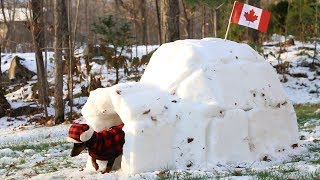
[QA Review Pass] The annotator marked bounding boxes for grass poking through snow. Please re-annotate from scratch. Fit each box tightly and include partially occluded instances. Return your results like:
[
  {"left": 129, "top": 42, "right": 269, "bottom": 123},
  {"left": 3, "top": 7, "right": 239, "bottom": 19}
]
[
  {"left": 295, "top": 104, "right": 320, "bottom": 126},
  {"left": 1, "top": 104, "right": 320, "bottom": 179}
]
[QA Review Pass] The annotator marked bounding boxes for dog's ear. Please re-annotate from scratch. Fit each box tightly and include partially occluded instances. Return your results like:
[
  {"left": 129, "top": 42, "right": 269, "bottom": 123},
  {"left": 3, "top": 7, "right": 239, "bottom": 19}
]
[
  {"left": 70, "top": 143, "right": 86, "bottom": 157},
  {"left": 80, "top": 125, "right": 94, "bottom": 142}
]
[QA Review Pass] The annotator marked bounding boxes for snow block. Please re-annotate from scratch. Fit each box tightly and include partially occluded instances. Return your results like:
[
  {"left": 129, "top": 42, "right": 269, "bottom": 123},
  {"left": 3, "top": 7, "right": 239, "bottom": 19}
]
[
  {"left": 121, "top": 124, "right": 175, "bottom": 174},
  {"left": 247, "top": 104, "right": 299, "bottom": 158},
  {"left": 207, "top": 109, "right": 252, "bottom": 164},
  {"left": 109, "top": 83, "right": 176, "bottom": 174},
  {"left": 172, "top": 102, "right": 210, "bottom": 170},
  {"left": 81, "top": 87, "right": 122, "bottom": 132},
  {"left": 81, "top": 38, "right": 299, "bottom": 175}
]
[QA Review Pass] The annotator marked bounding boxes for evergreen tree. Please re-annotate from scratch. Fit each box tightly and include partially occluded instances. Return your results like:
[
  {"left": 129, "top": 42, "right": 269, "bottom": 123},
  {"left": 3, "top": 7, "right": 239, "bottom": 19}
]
[
  {"left": 287, "top": 0, "right": 318, "bottom": 41},
  {"left": 268, "top": 1, "right": 289, "bottom": 35},
  {"left": 92, "top": 15, "right": 132, "bottom": 84}
]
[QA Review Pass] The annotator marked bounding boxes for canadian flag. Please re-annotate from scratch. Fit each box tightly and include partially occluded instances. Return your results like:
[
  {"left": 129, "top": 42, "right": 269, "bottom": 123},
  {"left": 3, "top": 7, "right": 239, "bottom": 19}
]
[{"left": 231, "top": 1, "right": 271, "bottom": 32}]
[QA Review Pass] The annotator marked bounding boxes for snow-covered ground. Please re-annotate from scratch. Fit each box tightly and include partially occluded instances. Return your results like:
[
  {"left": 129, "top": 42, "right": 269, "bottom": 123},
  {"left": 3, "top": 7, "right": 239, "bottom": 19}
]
[
  {"left": 264, "top": 40, "right": 320, "bottom": 104},
  {"left": 0, "top": 40, "right": 320, "bottom": 179}
]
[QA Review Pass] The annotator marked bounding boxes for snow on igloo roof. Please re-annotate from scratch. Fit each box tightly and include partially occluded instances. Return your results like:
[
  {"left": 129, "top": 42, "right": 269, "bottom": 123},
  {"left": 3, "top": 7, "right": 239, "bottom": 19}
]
[
  {"left": 141, "top": 38, "right": 263, "bottom": 89},
  {"left": 140, "top": 38, "right": 288, "bottom": 110}
]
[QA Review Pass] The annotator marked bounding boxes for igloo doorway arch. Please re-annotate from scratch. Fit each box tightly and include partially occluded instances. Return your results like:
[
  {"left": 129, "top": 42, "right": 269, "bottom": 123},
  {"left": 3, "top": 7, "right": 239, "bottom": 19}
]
[{"left": 82, "top": 38, "right": 299, "bottom": 175}]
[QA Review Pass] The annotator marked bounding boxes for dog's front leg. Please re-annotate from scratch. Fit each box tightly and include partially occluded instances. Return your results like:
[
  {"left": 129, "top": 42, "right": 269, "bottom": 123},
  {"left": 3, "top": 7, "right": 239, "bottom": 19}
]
[
  {"left": 101, "top": 158, "right": 115, "bottom": 174},
  {"left": 102, "top": 166, "right": 112, "bottom": 174},
  {"left": 91, "top": 157, "right": 99, "bottom": 171}
]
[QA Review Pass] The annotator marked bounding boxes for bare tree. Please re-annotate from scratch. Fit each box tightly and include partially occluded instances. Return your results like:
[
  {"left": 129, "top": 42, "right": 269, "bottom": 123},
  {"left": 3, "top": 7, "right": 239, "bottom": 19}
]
[
  {"left": 141, "top": 0, "right": 148, "bottom": 52},
  {"left": 30, "top": 0, "right": 48, "bottom": 118},
  {"left": 0, "top": 13, "right": 8, "bottom": 115},
  {"left": 201, "top": 5, "right": 206, "bottom": 38},
  {"left": 160, "top": 0, "right": 180, "bottom": 43},
  {"left": 155, "top": 0, "right": 162, "bottom": 44},
  {"left": 53, "top": 0, "right": 64, "bottom": 123},
  {"left": 0, "top": 51, "right": 1, "bottom": 84},
  {"left": 116, "top": 0, "right": 142, "bottom": 45},
  {"left": 181, "top": 0, "right": 195, "bottom": 39},
  {"left": 0, "top": 0, "right": 17, "bottom": 52},
  {"left": 67, "top": 0, "right": 73, "bottom": 119},
  {"left": 62, "top": 0, "right": 70, "bottom": 70},
  {"left": 0, "top": 16, "right": 6, "bottom": 99},
  {"left": 67, "top": 0, "right": 80, "bottom": 119}
]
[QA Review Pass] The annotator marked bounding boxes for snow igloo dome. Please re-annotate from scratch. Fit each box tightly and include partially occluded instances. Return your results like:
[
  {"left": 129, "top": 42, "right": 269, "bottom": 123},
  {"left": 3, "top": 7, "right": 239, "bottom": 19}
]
[{"left": 82, "top": 38, "right": 299, "bottom": 174}]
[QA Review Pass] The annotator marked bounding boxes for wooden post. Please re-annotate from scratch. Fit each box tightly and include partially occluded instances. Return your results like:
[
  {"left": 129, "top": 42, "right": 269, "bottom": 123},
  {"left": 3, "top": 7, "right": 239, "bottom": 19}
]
[{"left": 224, "top": 1, "right": 237, "bottom": 40}]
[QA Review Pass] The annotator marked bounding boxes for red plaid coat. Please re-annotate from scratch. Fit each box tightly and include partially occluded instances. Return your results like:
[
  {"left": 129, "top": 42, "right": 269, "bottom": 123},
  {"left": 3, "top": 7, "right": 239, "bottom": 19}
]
[
  {"left": 88, "top": 124, "right": 125, "bottom": 160},
  {"left": 69, "top": 123, "right": 125, "bottom": 161}
]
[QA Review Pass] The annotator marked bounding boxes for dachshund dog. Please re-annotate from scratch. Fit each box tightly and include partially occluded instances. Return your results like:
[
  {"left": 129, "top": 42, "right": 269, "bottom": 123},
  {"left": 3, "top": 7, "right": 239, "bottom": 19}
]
[{"left": 67, "top": 123, "right": 125, "bottom": 173}]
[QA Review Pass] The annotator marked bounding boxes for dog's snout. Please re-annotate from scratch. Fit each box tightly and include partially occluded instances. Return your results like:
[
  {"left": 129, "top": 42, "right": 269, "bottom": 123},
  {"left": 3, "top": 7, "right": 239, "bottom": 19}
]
[
  {"left": 70, "top": 149, "right": 77, "bottom": 157},
  {"left": 70, "top": 143, "right": 86, "bottom": 157},
  {"left": 70, "top": 151, "right": 77, "bottom": 157}
]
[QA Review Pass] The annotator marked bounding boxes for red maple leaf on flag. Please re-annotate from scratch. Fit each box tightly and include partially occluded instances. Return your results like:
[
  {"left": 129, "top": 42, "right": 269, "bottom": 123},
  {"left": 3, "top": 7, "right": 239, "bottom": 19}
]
[{"left": 244, "top": 9, "right": 258, "bottom": 23}]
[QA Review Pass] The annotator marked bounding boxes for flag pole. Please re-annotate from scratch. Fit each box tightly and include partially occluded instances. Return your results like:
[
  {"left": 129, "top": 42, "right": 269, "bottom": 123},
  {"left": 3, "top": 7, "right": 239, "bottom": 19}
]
[{"left": 224, "top": 1, "right": 237, "bottom": 40}]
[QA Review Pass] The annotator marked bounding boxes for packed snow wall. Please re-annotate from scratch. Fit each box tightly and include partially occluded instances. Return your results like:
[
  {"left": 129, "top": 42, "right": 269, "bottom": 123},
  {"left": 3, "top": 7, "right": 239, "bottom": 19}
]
[{"left": 82, "top": 38, "right": 299, "bottom": 174}]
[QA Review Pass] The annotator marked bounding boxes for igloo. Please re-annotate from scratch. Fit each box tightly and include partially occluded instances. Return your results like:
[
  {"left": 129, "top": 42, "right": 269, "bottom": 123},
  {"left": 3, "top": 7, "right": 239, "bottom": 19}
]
[{"left": 82, "top": 38, "right": 299, "bottom": 175}]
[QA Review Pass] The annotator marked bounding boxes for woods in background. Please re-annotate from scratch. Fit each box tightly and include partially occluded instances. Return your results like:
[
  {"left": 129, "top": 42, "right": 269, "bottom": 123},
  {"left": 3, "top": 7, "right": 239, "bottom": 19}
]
[{"left": 0, "top": 0, "right": 319, "bottom": 53}]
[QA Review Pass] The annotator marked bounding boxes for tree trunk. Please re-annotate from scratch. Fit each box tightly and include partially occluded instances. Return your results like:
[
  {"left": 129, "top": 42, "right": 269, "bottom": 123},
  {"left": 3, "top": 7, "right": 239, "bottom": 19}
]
[
  {"left": 181, "top": 0, "right": 192, "bottom": 39},
  {"left": 67, "top": 0, "right": 74, "bottom": 119},
  {"left": 155, "top": 0, "right": 162, "bottom": 44},
  {"left": 0, "top": 45, "right": 8, "bottom": 117},
  {"left": 0, "top": 43, "right": 9, "bottom": 117},
  {"left": 191, "top": 12, "right": 194, "bottom": 38},
  {"left": 62, "top": 0, "right": 70, "bottom": 71},
  {"left": 85, "top": 0, "right": 88, "bottom": 35},
  {"left": 213, "top": 8, "right": 222, "bottom": 38},
  {"left": 1, "top": 25, "right": 10, "bottom": 53},
  {"left": 30, "top": 0, "right": 49, "bottom": 118},
  {"left": 160, "top": 0, "right": 180, "bottom": 43},
  {"left": 53, "top": 0, "right": 65, "bottom": 123},
  {"left": 141, "top": 0, "right": 148, "bottom": 53},
  {"left": 0, "top": 88, "right": 10, "bottom": 118},
  {"left": 115, "top": 49, "right": 119, "bottom": 84},
  {"left": 115, "top": 66, "right": 119, "bottom": 84},
  {"left": 213, "top": 9, "right": 217, "bottom": 37},
  {"left": 67, "top": 0, "right": 80, "bottom": 120},
  {"left": 0, "top": 46, "right": 2, "bottom": 84},
  {"left": 0, "top": 0, "right": 13, "bottom": 52},
  {"left": 201, "top": 5, "right": 206, "bottom": 38}
]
